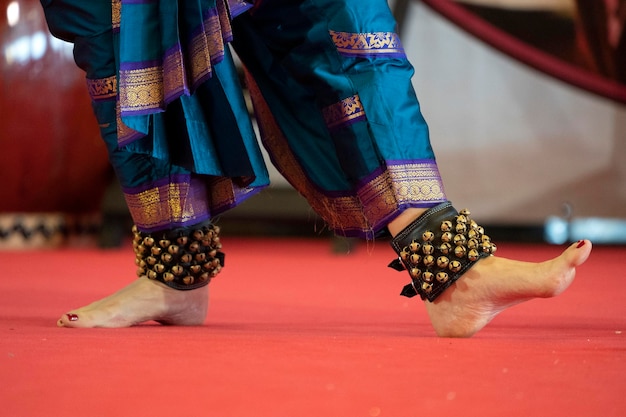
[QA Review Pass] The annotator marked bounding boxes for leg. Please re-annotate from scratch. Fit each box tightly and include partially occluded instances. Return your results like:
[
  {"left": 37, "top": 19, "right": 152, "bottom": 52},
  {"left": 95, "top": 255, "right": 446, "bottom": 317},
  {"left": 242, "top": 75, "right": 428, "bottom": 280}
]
[
  {"left": 388, "top": 207, "right": 591, "bottom": 337},
  {"left": 44, "top": 1, "right": 269, "bottom": 328},
  {"left": 234, "top": 0, "right": 592, "bottom": 337}
]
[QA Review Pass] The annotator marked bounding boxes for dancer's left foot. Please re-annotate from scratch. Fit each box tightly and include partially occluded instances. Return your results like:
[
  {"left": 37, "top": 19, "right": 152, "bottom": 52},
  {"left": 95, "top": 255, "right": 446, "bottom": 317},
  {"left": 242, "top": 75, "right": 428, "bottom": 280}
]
[{"left": 423, "top": 240, "right": 592, "bottom": 337}]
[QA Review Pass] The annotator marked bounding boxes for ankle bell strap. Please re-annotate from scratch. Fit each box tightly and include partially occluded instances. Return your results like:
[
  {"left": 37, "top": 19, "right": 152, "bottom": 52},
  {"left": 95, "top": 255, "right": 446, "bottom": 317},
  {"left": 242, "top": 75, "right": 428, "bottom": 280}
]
[
  {"left": 132, "top": 222, "right": 224, "bottom": 290},
  {"left": 389, "top": 202, "right": 496, "bottom": 302}
]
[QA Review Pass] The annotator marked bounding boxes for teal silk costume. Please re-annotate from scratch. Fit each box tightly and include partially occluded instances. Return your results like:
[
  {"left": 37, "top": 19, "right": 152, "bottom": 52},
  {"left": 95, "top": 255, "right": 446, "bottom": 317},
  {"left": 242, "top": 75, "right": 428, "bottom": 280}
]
[{"left": 40, "top": 0, "right": 447, "bottom": 240}]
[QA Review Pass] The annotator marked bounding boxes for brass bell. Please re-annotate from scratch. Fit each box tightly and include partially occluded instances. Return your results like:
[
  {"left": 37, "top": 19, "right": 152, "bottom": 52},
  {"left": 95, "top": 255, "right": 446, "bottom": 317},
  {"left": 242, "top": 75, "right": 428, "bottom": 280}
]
[
  {"left": 400, "top": 248, "right": 410, "bottom": 262},
  {"left": 468, "top": 248, "right": 480, "bottom": 261},
  {"left": 409, "top": 241, "right": 421, "bottom": 252},
  {"left": 147, "top": 270, "right": 158, "bottom": 280},
  {"left": 212, "top": 258, "right": 221, "bottom": 267},
  {"left": 481, "top": 235, "right": 491, "bottom": 243},
  {"left": 213, "top": 225, "right": 221, "bottom": 234},
  {"left": 154, "top": 263, "right": 166, "bottom": 273},
  {"left": 146, "top": 256, "right": 157, "bottom": 266},
  {"left": 441, "top": 232, "right": 453, "bottom": 242},
  {"left": 436, "top": 272, "right": 449, "bottom": 283},
  {"left": 436, "top": 256, "right": 450, "bottom": 268},
  {"left": 410, "top": 268, "right": 422, "bottom": 279},
  {"left": 203, "top": 262, "right": 214, "bottom": 271},
  {"left": 138, "top": 259, "right": 147, "bottom": 269},
  {"left": 199, "top": 272, "right": 210, "bottom": 282},
  {"left": 422, "top": 271, "right": 434, "bottom": 283},
  {"left": 467, "top": 238, "right": 480, "bottom": 249},
  {"left": 469, "top": 220, "right": 478, "bottom": 230},
  {"left": 159, "top": 239, "right": 171, "bottom": 248},
  {"left": 177, "top": 236, "right": 188, "bottom": 246},
  {"left": 180, "top": 253, "right": 193, "bottom": 263},
  {"left": 171, "top": 265, "right": 184, "bottom": 276},
  {"left": 422, "top": 244, "right": 434, "bottom": 255},
  {"left": 422, "top": 231, "right": 435, "bottom": 242},
  {"left": 460, "top": 209, "right": 471, "bottom": 216},
  {"left": 195, "top": 253, "right": 207, "bottom": 262},
  {"left": 477, "top": 226, "right": 484, "bottom": 235},
  {"left": 210, "top": 268, "right": 220, "bottom": 278},
  {"left": 439, "top": 242, "right": 452, "bottom": 255},
  {"left": 190, "top": 265, "right": 202, "bottom": 274},
  {"left": 409, "top": 253, "right": 421, "bottom": 265},
  {"left": 188, "top": 241, "right": 200, "bottom": 253},
  {"left": 456, "top": 214, "right": 468, "bottom": 224},
  {"left": 455, "top": 223, "right": 467, "bottom": 233},
  {"left": 163, "top": 272, "right": 175, "bottom": 282},
  {"left": 208, "top": 249, "right": 217, "bottom": 257},
  {"left": 168, "top": 245, "right": 180, "bottom": 255},
  {"left": 136, "top": 267, "right": 146, "bottom": 277},
  {"left": 453, "top": 234, "right": 467, "bottom": 246},
  {"left": 151, "top": 246, "right": 162, "bottom": 256},
  {"left": 422, "top": 282, "right": 433, "bottom": 293},
  {"left": 482, "top": 243, "right": 496, "bottom": 254},
  {"left": 183, "top": 276, "right": 195, "bottom": 285},
  {"left": 454, "top": 246, "right": 467, "bottom": 258},
  {"left": 136, "top": 244, "right": 147, "bottom": 255},
  {"left": 423, "top": 255, "right": 435, "bottom": 267},
  {"left": 161, "top": 253, "right": 173, "bottom": 263},
  {"left": 449, "top": 260, "right": 462, "bottom": 273},
  {"left": 143, "top": 236, "right": 155, "bottom": 247},
  {"left": 440, "top": 221, "right": 453, "bottom": 232},
  {"left": 192, "top": 230, "right": 204, "bottom": 240},
  {"left": 132, "top": 225, "right": 139, "bottom": 234},
  {"left": 468, "top": 229, "right": 479, "bottom": 239}
]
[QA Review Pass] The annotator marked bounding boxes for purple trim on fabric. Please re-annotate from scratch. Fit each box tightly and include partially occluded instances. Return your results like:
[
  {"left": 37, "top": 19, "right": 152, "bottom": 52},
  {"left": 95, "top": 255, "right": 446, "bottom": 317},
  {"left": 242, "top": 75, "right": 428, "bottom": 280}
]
[
  {"left": 337, "top": 51, "right": 407, "bottom": 60},
  {"left": 163, "top": 43, "right": 190, "bottom": 104},
  {"left": 202, "top": 7, "right": 219, "bottom": 19},
  {"left": 228, "top": 0, "right": 254, "bottom": 18},
  {"left": 137, "top": 213, "right": 212, "bottom": 234},
  {"left": 211, "top": 185, "right": 268, "bottom": 216},
  {"left": 122, "top": 174, "right": 192, "bottom": 195},
  {"left": 326, "top": 114, "right": 367, "bottom": 131},
  {"left": 117, "top": 129, "right": 145, "bottom": 147},
  {"left": 122, "top": 0, "right": 157, "bottom": 4},
  {"left": 119, "top": 60, "right": 161, "bottom": 72}
]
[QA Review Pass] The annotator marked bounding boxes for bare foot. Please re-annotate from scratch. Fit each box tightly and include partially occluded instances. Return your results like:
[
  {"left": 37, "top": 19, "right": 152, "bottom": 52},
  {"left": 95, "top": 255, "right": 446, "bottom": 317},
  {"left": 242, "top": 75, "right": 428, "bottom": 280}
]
[
  {"left": 424, "top": 240, "right": 592, "bottom": 337},
  {"left": 56, "top": 277, "right": 209, "bottom": 328}
]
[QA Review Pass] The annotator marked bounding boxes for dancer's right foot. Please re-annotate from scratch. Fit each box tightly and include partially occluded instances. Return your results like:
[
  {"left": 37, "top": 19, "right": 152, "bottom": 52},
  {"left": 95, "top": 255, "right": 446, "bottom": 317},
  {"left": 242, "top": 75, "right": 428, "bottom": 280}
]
[{"left": 57, "top": 277, "right": 209, "bottom": 328}]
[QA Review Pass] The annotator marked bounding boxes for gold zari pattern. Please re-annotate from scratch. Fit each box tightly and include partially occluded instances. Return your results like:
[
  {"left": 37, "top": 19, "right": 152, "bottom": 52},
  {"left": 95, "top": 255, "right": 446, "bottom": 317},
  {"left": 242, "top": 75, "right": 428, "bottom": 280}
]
[
  {"left": 124, "top": 181, "right": 210, "bottom": 231},
  {"left": 245, "top": 73, "right": 445, "bottom": 238},
  {"left": 322, "top": 95, "right": 366, "bottom": 129},
  {"left": 112, "top": 0, "right": 120, "bottom": 30},
  {"left": 86, "top": 76, "right": 117, "bottom": 101},
  {"left": 329, "top": 30, "right": 405, "bottom": 56},
  {"left": 119, "top": 65, "right": 165, "bottom": 114}
]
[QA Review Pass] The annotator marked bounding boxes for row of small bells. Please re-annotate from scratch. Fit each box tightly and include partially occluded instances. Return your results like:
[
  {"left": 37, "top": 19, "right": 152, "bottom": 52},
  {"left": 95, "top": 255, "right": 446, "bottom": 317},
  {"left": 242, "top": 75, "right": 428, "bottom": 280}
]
[
  {"left": 132, "top": 225, "right": 222, "bottom": 286},
  {"left": 399, "top": 209, "right": 497, "bottom": 294}
]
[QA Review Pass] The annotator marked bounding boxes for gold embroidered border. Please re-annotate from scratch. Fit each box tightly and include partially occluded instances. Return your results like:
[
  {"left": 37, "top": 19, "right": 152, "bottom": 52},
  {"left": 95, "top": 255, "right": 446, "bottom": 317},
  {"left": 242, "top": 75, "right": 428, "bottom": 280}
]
[
  {"left": 86, "top": 75, "right": 117, "bottom": 101},
  {"left": 245, "top": 72, "right": 445, "bottom": 238},
  {"left": 329, "top": 30, "right": 404, "bottom": 56},
  {"left": 322, "top": 95, "right": 366, "bottom": 129},
  {"left": 124, "top": 180, "right": 210, "bottom": 231},
  {"left": 119, "top": 65, "right": 164, "bottom": 114},
  {"left": 112, "top": 0, "right": 121, "bottom": 30},
  {"left": 163, "top": 48, "right": 187, "bottom": 100}
]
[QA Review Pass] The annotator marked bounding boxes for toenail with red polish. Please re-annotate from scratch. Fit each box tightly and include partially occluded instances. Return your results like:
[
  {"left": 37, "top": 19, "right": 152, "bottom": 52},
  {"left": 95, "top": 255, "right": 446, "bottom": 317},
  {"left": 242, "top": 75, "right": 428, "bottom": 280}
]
[
  {"left": 66, "top": 313, "right": 79, "bottom": 321},
  {"left": 576, "top": 240, "right": 585, "bottom": 248}
]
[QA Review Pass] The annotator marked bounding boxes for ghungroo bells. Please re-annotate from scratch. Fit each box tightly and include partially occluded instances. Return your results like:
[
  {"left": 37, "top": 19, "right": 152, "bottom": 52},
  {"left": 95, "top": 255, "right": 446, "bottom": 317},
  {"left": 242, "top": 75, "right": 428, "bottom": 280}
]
[
  {"left": 132, "top": 222, "right": 224, "bottom": 290},
  {"left": 389, "top": 202, "right": 496, "bottom": 302}
]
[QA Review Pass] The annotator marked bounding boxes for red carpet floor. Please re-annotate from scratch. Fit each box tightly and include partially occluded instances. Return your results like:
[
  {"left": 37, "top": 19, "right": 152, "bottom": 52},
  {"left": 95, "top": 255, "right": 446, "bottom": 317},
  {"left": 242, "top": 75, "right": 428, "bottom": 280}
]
[{"left": 1, "top": 238, "right": 625, "bottom": 417}]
